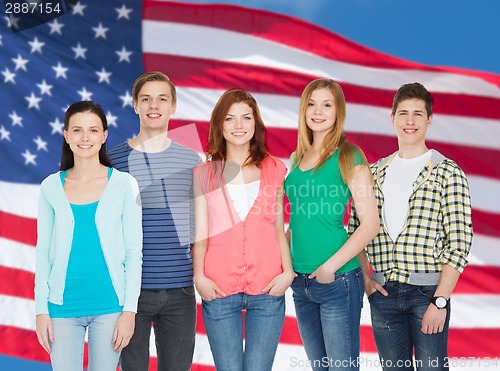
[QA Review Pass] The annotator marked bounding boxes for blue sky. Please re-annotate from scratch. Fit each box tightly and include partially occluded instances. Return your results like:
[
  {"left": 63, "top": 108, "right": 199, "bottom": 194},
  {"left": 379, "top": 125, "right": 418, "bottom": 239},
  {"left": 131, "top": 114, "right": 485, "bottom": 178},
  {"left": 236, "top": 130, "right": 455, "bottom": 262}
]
[{"left": 189, "top": 0, "right": 500, "bottom": 75}]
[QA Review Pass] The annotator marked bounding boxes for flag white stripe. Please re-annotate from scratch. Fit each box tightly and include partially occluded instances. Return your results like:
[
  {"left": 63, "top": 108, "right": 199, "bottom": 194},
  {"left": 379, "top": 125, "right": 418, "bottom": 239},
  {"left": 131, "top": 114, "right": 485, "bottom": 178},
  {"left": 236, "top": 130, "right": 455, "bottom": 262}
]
[
  {"left": 0, "top": 180, "right": 40, "bottom": 219},
  {"left": 143, "top": 21, "right": 500, "bottom": 98},
  {"left": 469, "top": 234, "right": 500, "bottom": 265},
  {"left": 0, "top": 237, "right": 35, "bottom": 272},
  {"left": 467, "top": 176, "right": 500, "bottom": 214}
]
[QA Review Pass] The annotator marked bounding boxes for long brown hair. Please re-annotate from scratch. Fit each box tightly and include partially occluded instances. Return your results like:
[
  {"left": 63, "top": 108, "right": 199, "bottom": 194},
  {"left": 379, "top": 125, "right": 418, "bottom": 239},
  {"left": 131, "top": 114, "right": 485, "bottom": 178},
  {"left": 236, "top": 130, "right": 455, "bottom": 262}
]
[
  {"left": 292, "top": 78, "right": 366, "bottom": 183},
  {"left": 60, "top": 101, "right": 112, "bottom": 170},
  {"left": 207, "top": 88, "right": 268, "bottom": 167}
]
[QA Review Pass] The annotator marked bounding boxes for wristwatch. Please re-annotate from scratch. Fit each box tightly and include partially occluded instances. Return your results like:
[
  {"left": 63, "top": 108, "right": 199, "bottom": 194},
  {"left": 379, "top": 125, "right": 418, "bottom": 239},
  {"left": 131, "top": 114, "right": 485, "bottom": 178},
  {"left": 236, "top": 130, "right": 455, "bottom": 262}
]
[{"left": 431, "top": 296, "right": 449, "bottom": 309}]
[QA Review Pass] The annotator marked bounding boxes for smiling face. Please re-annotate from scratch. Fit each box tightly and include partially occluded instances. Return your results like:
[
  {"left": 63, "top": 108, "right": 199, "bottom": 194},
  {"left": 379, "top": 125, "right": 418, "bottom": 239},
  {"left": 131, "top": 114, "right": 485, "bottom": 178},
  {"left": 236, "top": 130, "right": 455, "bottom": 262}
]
[
  {"left": 134, "top": 80, "right": 176, "bottom": 133},
  {"left": 305, "top": 87, "right": 337, "bottom": 136},
  {"left": 64, "top": 111, "right": 108, "bottom": 160},
  {"left": 391, "top": 98, "right": 432, "bottom": 151},
  {"left": 222, "top": 102, "right": 256, "bottom": 150}
]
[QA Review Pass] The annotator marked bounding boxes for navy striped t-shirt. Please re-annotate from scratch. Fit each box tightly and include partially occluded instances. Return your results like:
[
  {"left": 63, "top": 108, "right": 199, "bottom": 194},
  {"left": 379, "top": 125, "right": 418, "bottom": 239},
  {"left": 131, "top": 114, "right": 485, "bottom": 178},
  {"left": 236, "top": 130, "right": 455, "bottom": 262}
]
[{"left": 108, "top": 141, "right": 201, "bottom": 289}]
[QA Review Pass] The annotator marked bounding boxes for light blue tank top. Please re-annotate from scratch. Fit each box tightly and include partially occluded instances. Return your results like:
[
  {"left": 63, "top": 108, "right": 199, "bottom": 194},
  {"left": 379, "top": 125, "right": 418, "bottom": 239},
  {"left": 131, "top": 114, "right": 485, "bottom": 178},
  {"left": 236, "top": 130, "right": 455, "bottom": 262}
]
[{"left": 49, "top": 168, "right": 122, "bottom": 318}]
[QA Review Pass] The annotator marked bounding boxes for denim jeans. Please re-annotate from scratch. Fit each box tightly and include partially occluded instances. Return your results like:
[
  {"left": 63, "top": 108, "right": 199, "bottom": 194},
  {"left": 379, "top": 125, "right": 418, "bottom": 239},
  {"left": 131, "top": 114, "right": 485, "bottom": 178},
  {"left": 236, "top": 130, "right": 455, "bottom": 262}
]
[
  {"left": 119, "top": 287, "right": 196, "bottom": 371},
  {"left": 368, "top": 282, "right": 450, "bottom": 371},
  {"left": 202, "top": 292, "right": 285, "bottom": 371},
  {"left": 50, "top": 312, "right": 121, "bottom": 371},
  {"left": 291, "top": 267, "right": 364, "bottom": 371}
]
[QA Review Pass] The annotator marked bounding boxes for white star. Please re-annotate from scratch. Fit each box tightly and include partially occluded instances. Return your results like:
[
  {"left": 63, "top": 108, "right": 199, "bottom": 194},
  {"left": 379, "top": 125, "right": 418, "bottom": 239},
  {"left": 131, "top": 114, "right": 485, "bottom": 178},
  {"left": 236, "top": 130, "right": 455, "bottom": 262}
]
[
  {"left": 72, "top": 2, "right": 87, "bottom": 16},
  {"left": 77, "top": 87, "right": 93, "bottom": 101},
  {"left": 0, "top": 125, "right": 11, "bottom": 141},
  {"left": 49, "top": 117, "right": 64, "bottom": 135},
  {"left": 8, "top": 14, "right": 20, "bottom": 30},
  {"left": 37, "top": 80, "right": 53, "bottom": 96},
  {"left": 25, "top": 92, "right": 42, "bottom": 110},
  {"left": 95, "top": 67, "right": 112, "bottom": 84},
  {"left": 72, "top": 43, "right": 87, "bottom": 59},
  {"left": 107, "top": 111, "right": 118, "bottom": 127},
  {"left": 116, "top": 46, "right": 133, "bottom": 63},
  {"left": 28, "top": 37, "right": 45, "bottom": 54},
  {"left": 21, "top": 149, "right": 37, "bottom": 165},
  {"left": 34, "top": 136, "right": 48, "bottom": 151},
  {"left": 92, "top": 22, "right": 109, "bottom": 39},
  {"left": 47, "top": 19, "right": 64, "bottom": 35},
  {"left": 52, "top": 62, "right": 68, "bottom": 79},
  {"left": 119, "top": 91, "right": 134, "bottom": 108},
  {"left": 9, "top": 111, "right": 23, "bottom": 127},
  {"left": 12, "top": 54, "right": 29, "bottom": 71},
  {"left": 2, "top": 68, "right": 16, "bottom": 83},
  {"left": 115, "top": 5, "right": 133, "bottom": 20}
]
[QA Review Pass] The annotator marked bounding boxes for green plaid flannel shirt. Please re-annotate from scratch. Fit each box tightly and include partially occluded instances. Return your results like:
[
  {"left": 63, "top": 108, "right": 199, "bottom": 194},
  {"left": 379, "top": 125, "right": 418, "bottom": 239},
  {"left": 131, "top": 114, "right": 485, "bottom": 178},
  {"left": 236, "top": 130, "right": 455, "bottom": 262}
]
[{"left": 348, "top": 150, "right": 473, "bottom": 284}]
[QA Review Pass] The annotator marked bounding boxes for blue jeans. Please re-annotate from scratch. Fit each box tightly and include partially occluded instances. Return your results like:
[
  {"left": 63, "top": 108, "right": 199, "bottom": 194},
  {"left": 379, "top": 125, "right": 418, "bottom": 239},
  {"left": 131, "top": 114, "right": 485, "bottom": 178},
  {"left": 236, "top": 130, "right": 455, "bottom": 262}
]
[
  {"left": 202, "top": 292, "right": 285, "bottom": 371},
  {"left": 119, "top": 287, "right": 196, "bottom": 371},
  {"left": 50, "top": 312, "right": 121, "bottom": 371},
  {"left": 291, "top": 267, "right": 364, "bottom": 371},
  {"left": 368, "top": 282, "right": 450, "bottom": 371}
]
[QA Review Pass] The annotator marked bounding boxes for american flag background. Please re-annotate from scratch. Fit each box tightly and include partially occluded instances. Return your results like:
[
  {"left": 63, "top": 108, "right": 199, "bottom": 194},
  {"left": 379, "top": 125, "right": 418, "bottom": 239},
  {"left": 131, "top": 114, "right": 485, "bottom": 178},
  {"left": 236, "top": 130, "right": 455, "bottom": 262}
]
[{"left": 1, "top": 0, "right": 500, "bottom": 370}]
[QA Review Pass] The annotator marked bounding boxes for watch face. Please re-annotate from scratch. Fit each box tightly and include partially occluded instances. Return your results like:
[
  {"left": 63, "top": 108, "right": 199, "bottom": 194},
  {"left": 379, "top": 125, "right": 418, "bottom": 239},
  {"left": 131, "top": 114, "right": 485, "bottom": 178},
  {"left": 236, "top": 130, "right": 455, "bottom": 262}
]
[{"left": 435, "top": 297, "right": 447, "bottom": 308}]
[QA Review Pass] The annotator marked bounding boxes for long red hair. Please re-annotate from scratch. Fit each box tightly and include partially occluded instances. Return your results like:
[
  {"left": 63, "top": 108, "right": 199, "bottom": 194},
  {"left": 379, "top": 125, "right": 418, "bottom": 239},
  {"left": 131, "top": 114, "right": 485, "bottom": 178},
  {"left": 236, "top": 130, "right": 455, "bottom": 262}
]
[{"left": 207, "top": 88, "right": 268, "bottom": 168}]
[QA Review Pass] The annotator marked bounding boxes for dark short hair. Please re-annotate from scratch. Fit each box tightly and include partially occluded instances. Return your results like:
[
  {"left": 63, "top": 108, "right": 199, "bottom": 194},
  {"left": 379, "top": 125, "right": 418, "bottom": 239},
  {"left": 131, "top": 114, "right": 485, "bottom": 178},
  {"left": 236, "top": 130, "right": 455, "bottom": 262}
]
[{"left": 392, "top": 82, "right": 434, "bottom": 117}]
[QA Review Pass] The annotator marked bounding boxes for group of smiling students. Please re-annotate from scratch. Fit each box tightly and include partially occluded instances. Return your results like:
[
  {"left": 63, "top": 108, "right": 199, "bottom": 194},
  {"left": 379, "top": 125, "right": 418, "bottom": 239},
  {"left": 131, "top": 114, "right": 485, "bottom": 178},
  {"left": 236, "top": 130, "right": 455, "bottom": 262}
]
[{"left": 35, "top": 71, "right": 472, "bottom": 371}]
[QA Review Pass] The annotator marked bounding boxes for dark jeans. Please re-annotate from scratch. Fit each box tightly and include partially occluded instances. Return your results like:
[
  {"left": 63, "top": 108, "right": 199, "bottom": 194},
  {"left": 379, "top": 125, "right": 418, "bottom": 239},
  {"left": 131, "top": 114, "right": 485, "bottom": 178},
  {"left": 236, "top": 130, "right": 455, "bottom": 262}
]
[
  {"left": 369, "top": 282, "right": 450, "bottom": 371},
  {"left": 119, "top": 287, "right": 196, "bottom": 371}
]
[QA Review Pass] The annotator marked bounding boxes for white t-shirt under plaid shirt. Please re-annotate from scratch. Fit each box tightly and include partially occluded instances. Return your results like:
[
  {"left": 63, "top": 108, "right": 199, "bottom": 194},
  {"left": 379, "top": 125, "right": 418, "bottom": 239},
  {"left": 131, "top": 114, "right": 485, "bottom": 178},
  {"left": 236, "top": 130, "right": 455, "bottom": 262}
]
[
  {"left": 348, "top": 150, "right": 473, "bottom": 285},
  {"left": 383, "top": 150, "right": 432, "bottom": 241}
]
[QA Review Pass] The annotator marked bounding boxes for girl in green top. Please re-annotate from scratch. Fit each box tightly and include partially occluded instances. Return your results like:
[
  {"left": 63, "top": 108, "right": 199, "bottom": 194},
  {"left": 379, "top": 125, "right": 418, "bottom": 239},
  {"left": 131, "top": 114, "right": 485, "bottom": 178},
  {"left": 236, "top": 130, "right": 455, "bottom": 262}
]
[{"left": 284, "top": 78, "right": 379, "bottom": 370}]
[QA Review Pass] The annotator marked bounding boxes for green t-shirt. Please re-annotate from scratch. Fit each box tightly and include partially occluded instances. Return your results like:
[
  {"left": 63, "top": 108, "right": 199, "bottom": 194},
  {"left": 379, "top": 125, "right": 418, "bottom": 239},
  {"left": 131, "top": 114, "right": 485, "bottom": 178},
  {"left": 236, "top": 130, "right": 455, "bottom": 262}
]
[{"left": 284, "top": 149, "right": 361, "bottom": 274}]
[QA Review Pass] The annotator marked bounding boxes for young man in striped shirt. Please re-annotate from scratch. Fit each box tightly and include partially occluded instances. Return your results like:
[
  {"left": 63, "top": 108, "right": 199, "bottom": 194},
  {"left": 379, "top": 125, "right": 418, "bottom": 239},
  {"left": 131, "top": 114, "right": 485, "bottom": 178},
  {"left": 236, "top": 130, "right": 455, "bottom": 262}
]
[
  {"left": 350, "top": 82, "right": 473, "bottom": 370},
  {"left": 108, "top": 71, "right": 201, "bottom": 371}
]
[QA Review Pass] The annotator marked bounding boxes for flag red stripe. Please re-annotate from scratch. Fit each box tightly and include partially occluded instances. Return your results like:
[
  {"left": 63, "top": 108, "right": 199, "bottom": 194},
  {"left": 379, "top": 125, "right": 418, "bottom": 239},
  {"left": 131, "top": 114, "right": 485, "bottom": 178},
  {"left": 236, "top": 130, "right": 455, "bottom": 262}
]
[
  {"left": 0, "top": 326, "right": 50, "bottom": 364},
  {"left": 145, "top": 53, "right": 500, "bottom": 120},
  {"left": 457, "top": 265, "right": 500, "bottom": 294},
  {"left": 471, "top": 209, "right": 500, "bottom": 238},
  {"left": 0, "top": 266, "right": 34, "bottom": 299},
  {"left": 0, "top": 211, "right": 37, "bottom": 246},
  {"left": 142, "top": 0, "right": 500, "bottom": 91}
]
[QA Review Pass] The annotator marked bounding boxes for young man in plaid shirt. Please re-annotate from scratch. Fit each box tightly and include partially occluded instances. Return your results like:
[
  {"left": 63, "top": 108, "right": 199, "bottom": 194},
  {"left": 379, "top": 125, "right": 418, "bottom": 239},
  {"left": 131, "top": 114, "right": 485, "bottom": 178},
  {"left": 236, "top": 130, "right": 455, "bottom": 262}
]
[{"left": 350, "top": 82, "right": 473, "bottom": 370}]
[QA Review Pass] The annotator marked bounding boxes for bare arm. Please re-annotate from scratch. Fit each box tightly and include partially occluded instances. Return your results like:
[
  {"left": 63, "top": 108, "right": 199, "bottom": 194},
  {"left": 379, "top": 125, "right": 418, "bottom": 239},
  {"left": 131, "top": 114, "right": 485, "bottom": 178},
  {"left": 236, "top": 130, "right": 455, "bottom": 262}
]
[{"left": 310, "top": 165, "right": 379, "bottom": 283}]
